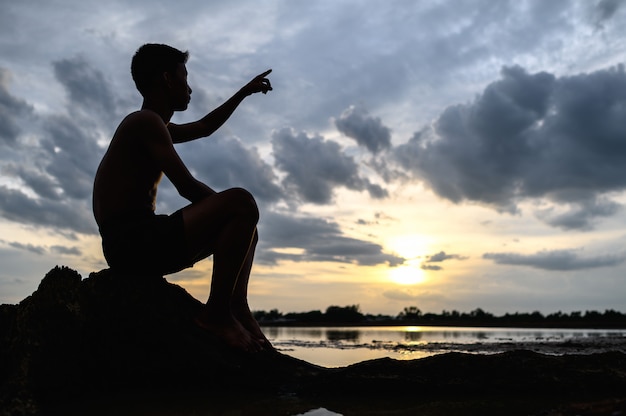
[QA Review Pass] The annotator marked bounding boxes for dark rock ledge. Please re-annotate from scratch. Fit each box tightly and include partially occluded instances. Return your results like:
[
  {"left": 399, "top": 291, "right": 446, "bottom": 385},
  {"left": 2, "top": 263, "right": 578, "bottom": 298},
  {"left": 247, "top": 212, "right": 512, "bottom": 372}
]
[{"left": 1, "top": 266, "right": 625, "bottom": 416}]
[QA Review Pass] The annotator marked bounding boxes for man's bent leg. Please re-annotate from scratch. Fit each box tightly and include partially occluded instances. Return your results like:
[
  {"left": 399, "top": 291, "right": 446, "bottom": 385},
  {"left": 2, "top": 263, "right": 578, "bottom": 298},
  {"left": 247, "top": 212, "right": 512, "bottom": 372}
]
[
  {"left": 181, "top": 188, "right": 262, "bottom": 351},
  {"left": 229, "top": 230, "right": 273, "bottom": 349}
]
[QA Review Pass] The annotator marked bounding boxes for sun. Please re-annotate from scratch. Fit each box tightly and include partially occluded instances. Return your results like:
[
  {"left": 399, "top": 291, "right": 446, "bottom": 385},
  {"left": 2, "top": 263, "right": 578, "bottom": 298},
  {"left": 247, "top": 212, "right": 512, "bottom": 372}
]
[
  {"left": 386, "top": 234, "right": 432, "bottom": 259},
  {"left": 384, "top": 234, "right": 433, "bottom": 285},
  {"left": 389, "top": 264, "right": 426, "bottom": 285}
]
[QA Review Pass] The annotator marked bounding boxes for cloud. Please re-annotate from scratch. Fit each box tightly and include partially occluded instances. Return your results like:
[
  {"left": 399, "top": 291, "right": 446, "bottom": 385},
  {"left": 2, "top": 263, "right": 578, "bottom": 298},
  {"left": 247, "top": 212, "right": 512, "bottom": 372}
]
[
  {"left": 0, "top": 68, "right": 33, "bottom": 144},
  {"left": 271, "top": 127, "right": 388, "bottom": 204},
  {"left": 483, "top": 249, "right": 626, "bottom": 271},
  {"left": 258, "top": 210, "right": 404, "bottom": 267},
  {"left": 420, "top": 264, "right": 442, "bottom": 271},
  {"left": 394, "top": 64, "right": 626, "bottom": 228},
  {"left": 0, "top": 55, "right": 112, "bottom": 235},
  {"left": 181, "top": 135, "right": 283, "bottom": 203},
  {"left": 535, "top": 197, "right": 621, "bottom": 230},
  {"left": 50, "top": 245, "right": 82, "bottom": 256},
  {"left": 0, "top": 240, "right": 81, "bottom": 256},
  {"left": 0, "top": 186, "right": 95, "bottom": 234},
  {"left": 0, "top": 52, "right": 126, "bottom": 237},
  {"left": 7, "top": 241, "right": 46, "bottom": 255},
  {"left": 592, "top": 0, "right": 624, "bottom": 29},
  {"left": 335, "top": 105, "right": 391, "bottom": 154},
  {"left": 41, "top": 114, "right": 103, "bottom": 201},
  {"left": 426, "top": 251, "right": 467, "bottom": 263},
  {"left": 2, "top": 163, "right": 61, "bottom": 201},
  {"left": 52, "top": 56, "right": 116, "bottom": 121},
  {"left": 420, "top": 250, "right": 467, "bottom": 271}
]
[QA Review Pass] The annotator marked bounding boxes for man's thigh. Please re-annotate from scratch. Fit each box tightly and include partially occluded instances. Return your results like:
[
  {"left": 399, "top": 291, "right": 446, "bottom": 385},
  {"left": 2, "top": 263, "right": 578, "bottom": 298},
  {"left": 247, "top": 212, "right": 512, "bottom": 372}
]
[
  {"left": 102, "top": 210, "right": 193, "bottom": 275},
  {"left": 180, "top": 189, "right": 256, "bottom": 257}
]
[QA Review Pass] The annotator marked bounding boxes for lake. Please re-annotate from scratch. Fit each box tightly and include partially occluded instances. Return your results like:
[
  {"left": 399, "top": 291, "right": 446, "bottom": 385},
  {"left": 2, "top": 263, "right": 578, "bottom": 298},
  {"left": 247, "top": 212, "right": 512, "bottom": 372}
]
[{"left": 262, "top": 325, "right": 626, "bottom": 367}]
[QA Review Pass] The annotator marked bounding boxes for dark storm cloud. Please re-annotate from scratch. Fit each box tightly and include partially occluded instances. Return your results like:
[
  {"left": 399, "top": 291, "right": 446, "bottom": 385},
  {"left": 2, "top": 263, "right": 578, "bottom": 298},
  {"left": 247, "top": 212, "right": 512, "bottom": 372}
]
[
  {"left": 52, "top": 56, "right": 116, "bottom": 119},
  {"left": 0, "top": 68, "right": 33, "bottom": 143},
  {"left": 335, "top": 106, "right": 391, "bottom": 154},
  {"left": 258, "top": 210, "right": 404, "bottom": 267},
  {"left": 42, "top": 114, "right": 102, "bottom": 200},
  {"left": 0, "top": 186, "right": 95, "bottom": 233},
  {"left": 394, "top": 64, "right": 626, "bottom": 228},
  {"left": 182, "top": 135, "right": 283, "bottom": 203},
  {"left": 0, "top": 56, "right": 108, "bottom": 234},
  {"left": 271, "top": 127, "right": 388, "bottom": 204},
  {"left": 2, "top": 163, "right": 61, "bottom": 201},
  {"left": 273, "top": 1, "right": 578, "bottom": 134},
  {"left": 593, "top": 0, "right": 624, "bottom": 29},
  {"left": 483, "top": 249, "right": 626, "bottom": 271},
  {"left": 536, "top": 197, "right": 621, "bottom": 230}
]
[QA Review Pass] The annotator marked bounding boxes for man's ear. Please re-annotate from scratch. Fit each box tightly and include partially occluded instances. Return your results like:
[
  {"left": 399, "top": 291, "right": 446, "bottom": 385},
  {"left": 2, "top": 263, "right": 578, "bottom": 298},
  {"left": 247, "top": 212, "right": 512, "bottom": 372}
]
[{"left": 162, "top": 71, "right": 172, "bottom": 87}]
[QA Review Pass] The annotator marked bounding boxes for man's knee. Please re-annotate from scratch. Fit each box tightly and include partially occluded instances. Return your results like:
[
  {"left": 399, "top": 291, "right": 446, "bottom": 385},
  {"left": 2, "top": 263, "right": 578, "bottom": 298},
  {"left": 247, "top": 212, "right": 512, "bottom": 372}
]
[{"left": 224, "top": 187, "right": 259, "bottom": 222}]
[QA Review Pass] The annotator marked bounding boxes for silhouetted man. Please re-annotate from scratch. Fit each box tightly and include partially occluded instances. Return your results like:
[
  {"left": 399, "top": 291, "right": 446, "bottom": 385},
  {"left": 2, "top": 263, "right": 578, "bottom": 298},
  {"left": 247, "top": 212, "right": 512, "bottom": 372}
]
[{"left": 93, "top": 44, "right": 272, "bottom": 352}]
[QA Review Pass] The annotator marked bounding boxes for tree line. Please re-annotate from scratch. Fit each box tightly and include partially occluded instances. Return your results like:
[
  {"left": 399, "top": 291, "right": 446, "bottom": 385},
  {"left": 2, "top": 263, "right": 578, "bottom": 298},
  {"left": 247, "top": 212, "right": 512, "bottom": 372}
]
[{"left": 253, "top": 305, "right": 626, "bottom": 328}]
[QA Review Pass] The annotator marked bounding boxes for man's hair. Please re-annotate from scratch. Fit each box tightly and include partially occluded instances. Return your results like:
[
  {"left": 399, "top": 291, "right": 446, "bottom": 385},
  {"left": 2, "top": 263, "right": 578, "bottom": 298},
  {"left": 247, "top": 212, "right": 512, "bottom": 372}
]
[{"left": 131, "top": 44, "right": 189, "bottom": 96}]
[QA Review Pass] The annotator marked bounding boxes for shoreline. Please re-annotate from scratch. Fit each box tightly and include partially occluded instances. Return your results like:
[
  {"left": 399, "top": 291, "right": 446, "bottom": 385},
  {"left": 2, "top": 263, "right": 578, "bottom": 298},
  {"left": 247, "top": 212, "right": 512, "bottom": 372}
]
[
  {"left": 260, "top": 321, "right": 626, "bottom": 329},
  {"left": 276, "top": 333, "right": 626, "bottom": 355},
  {"left": 267, "top": 325, "right": 626, "bottom": 367}
]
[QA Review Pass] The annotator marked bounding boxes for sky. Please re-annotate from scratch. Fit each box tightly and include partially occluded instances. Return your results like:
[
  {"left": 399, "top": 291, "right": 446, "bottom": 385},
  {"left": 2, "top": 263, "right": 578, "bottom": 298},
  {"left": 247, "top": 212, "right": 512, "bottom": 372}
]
[{"left": 1, "top": 0, "right": 626, "bottom": 316}]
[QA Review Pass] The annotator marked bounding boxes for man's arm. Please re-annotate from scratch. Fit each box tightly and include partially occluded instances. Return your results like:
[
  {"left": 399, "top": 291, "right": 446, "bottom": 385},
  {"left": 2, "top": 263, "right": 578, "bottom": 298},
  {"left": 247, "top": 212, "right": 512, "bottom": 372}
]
[
  {"left": 168, "top": 69, "right": 272, "bottom": 144},
  {"left": 139, "top": 111, "right": 216, "bottom": 202}
]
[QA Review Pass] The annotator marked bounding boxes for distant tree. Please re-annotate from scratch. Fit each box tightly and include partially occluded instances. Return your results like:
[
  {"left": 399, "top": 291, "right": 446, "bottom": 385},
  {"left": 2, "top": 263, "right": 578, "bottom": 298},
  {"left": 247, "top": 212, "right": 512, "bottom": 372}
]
[
  {"left": 284, "top": 310, "right": 324, "bottom": 323},
  {"left": 469, "top": 308, "right": 494, "bottom": 320},
  {"left": 570, "top": 311, "right": 582, "bottom": 320},
  {"left": 584, "top": 310, "right": 601, "bottom": 320},
  {"left": 253, "top": 308, "right": 284, "bottom": 322},
  {"left": 325, "top": 305, "right": 364, "bottom": 323},
  {"left": 397, "top": 306, "right": 422, "bottom": 321}
]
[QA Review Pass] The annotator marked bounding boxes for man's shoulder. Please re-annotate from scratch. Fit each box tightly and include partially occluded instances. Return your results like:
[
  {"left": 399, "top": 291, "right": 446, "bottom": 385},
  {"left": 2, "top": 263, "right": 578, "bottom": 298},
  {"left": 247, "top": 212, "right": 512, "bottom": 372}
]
[
  {"left": 116, "top": 110, "right": 169, "bottom": 141},
  {"left": 121, "top": 110, "right": 165, "bottom": 127}
]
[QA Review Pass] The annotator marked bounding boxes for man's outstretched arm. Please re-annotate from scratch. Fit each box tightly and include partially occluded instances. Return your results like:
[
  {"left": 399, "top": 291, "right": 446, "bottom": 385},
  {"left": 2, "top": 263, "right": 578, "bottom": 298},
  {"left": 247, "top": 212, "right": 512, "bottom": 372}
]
[{"left": 168, "top": 69, "right": 272, "bottom": 144}]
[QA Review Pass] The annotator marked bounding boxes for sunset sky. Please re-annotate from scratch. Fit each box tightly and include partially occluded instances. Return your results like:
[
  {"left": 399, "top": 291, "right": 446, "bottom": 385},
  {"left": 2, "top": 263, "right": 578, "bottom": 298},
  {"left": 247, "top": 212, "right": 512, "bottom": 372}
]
[{"left": 1, "top": 0, "right": 626, "bottom": 316}]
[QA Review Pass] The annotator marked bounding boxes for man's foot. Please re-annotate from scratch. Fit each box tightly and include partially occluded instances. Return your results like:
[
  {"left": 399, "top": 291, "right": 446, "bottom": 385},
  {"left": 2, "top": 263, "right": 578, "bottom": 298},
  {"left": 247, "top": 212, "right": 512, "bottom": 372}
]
[
  {"left": 232, "top": 306, "right": 274, "bottom": 351},
  {"left": 194, "top": 309, "right": 263, "bottom": 353}
]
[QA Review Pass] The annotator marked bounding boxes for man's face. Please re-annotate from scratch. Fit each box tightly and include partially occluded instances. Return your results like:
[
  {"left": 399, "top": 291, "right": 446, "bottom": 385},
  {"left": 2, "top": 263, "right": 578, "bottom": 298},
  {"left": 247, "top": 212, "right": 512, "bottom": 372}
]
[{"left": 169, "top": 63, "right": 192, "bottom": 111}]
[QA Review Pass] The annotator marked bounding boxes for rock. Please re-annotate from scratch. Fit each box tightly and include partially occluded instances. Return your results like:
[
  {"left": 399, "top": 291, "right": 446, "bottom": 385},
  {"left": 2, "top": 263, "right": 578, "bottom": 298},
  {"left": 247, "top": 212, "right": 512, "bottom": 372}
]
[
  {"left": 1, "top": 266, "right": 625, "bottom": 416},
  {"left": 0, "top": 266, "right": 321, "bottom": 415}
]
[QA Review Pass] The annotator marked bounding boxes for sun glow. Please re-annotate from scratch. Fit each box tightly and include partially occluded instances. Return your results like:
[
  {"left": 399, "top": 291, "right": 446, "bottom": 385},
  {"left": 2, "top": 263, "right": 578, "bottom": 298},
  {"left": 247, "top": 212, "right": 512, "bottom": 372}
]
[
  {"left": 384, "top": 234, "right": 433, "bottom": 285},
  {"left": 386, "top": 234, "right": 433, "bottom": 260},
  {"left": 389, "top": 264, "right": 426, "bottom": 285}
]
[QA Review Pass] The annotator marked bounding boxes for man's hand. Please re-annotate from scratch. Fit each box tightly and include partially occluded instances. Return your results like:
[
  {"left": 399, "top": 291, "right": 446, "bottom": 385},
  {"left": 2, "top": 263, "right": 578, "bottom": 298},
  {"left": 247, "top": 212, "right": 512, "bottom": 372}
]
[
  {"left": 241, "top": 69, "right": 273, "bottom": 96},
  {"left": 169, "top": 69, "right": 273, "bottom": 143}
]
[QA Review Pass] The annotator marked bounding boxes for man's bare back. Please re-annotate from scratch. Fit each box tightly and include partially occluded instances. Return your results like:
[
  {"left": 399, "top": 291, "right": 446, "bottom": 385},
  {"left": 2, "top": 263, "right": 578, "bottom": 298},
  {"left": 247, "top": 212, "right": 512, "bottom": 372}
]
[
  {"left": 93, "top": 110, "right": 166, "bottom": 227},
  {"left": 92, "top": 44, "right": 273, "bottom": 352}
]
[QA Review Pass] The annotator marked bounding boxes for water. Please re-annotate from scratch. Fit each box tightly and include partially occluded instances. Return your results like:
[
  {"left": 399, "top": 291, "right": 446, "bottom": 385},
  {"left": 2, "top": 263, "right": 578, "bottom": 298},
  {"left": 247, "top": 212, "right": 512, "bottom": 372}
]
[{"left": 263, "top": 325, "right": 626, "bottom": 368}]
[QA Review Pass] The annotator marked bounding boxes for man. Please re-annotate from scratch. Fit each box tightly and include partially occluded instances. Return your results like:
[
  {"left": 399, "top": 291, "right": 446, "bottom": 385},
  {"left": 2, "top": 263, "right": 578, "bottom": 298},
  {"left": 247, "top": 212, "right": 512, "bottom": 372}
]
[{"left": 92, "top": 44, "right": 272, "bottom": 352}]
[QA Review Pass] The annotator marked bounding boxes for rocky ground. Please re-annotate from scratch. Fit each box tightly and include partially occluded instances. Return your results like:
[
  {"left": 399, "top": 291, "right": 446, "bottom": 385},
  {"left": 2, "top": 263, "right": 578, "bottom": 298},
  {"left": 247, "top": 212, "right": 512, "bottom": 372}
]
[{"left": 1, "top": 266, "right": 625, "bottom": 416}]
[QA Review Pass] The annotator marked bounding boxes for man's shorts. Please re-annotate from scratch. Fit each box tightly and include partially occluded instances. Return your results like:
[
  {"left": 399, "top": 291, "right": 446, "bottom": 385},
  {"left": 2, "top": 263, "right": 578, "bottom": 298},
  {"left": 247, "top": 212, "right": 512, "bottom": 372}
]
[{"left": 99, "top": 209, "right": 193, "bottom": 275}]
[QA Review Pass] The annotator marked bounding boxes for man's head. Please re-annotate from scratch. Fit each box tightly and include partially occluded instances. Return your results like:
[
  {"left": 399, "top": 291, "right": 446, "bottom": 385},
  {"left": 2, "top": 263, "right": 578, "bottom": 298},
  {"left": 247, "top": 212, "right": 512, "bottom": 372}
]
[{"left": 131, "top": 44, "right": 189, "bottom": 97}]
